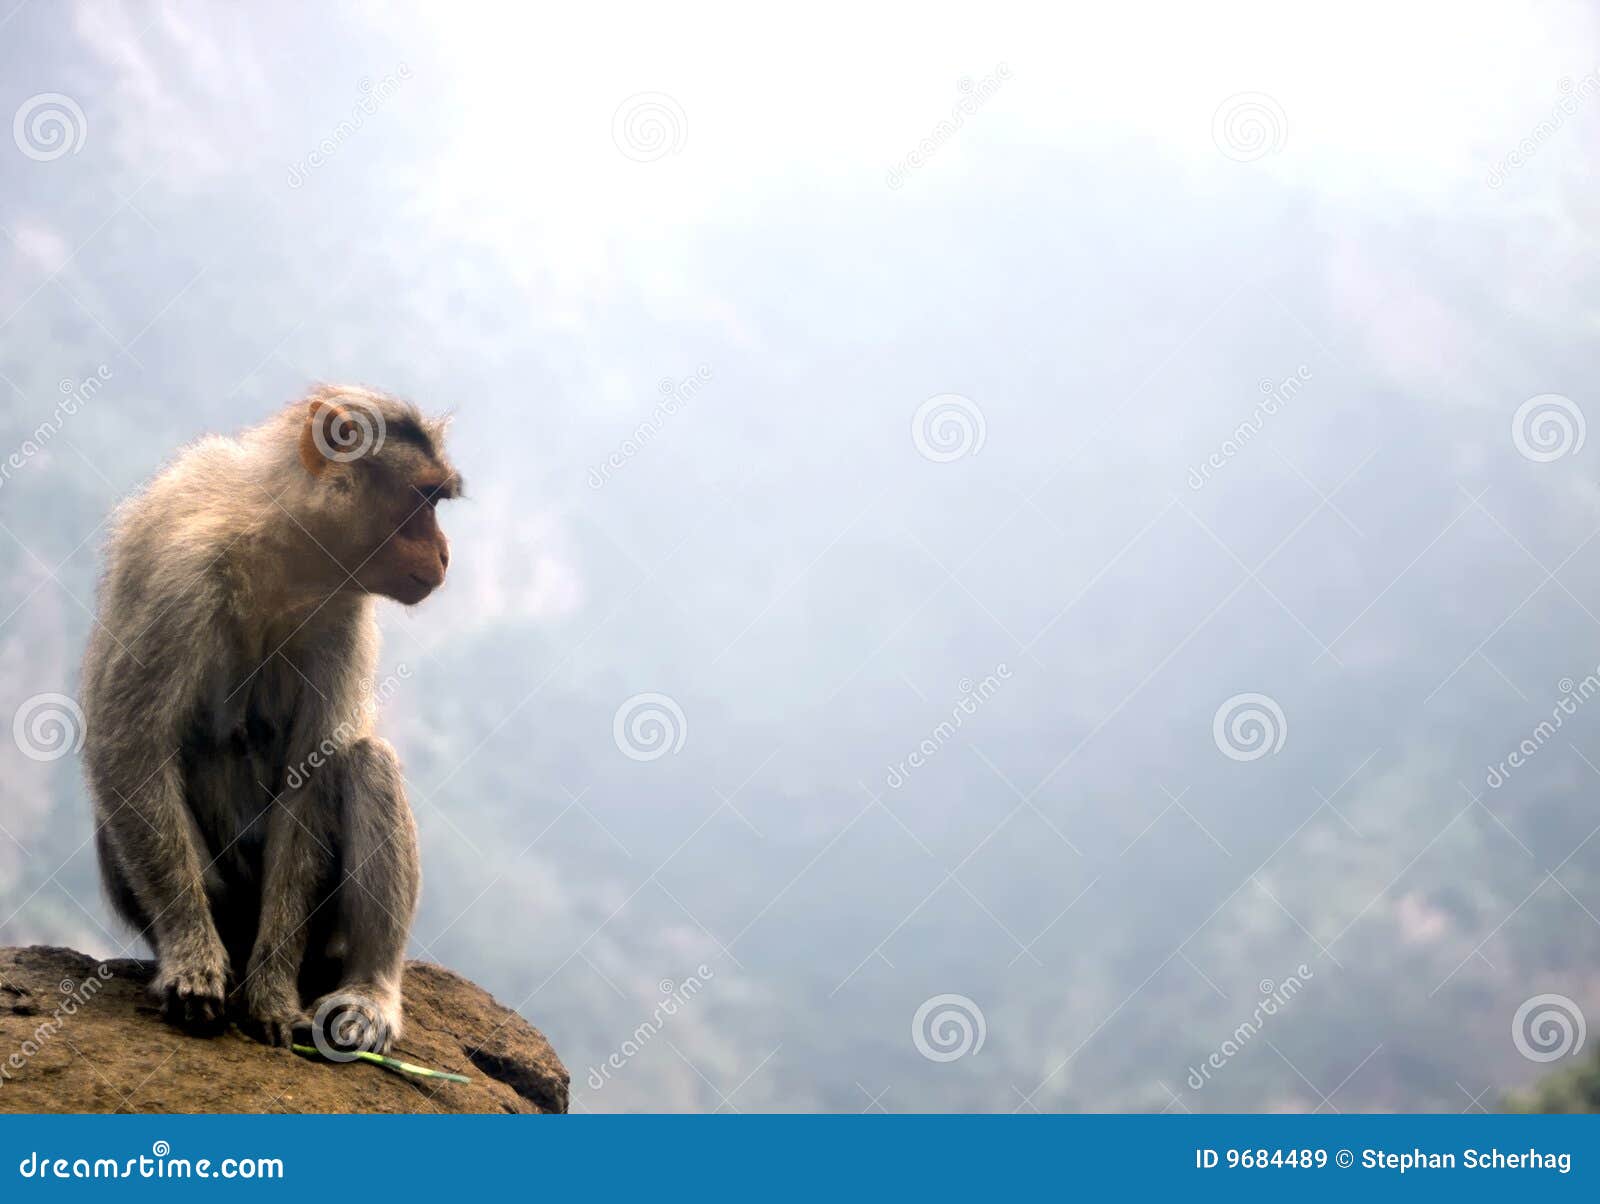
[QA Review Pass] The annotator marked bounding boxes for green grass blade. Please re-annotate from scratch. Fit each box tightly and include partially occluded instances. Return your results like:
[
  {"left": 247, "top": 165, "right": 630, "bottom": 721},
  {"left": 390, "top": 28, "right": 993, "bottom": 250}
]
[{"left": 291, "top": 1042, "right": 471, "bottom": 1085}]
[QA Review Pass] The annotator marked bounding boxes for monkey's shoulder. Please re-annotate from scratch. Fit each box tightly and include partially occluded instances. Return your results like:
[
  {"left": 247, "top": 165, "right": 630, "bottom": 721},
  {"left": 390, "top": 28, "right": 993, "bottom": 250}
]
[{"left": 107, "top": 435, "right": 251, "bottom": 548}]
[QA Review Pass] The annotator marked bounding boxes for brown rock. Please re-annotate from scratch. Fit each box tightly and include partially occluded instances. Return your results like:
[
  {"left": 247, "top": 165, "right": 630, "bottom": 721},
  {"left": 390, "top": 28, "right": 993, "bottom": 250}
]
[{"left": 0, "top": 946, "right": 567, "bottom": 1114}]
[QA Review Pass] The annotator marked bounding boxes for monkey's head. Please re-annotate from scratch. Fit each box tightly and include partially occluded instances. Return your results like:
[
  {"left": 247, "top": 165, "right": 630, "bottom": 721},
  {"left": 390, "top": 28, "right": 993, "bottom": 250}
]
[{"left": 293, "top": 387, "right": 462, "bottom": 606}]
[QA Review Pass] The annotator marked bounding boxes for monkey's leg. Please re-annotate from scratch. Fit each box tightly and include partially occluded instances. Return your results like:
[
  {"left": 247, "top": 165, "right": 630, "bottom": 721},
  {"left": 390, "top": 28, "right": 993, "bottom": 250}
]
[
  {"left": 305, "top": 737, "right": 419, "bottom": 1055},
  {"left": 93, "top": 762, "right": 229, "bottom": 1030},
  {"left": 240, "top": 786, "right": 331, "bottom": 1047}
]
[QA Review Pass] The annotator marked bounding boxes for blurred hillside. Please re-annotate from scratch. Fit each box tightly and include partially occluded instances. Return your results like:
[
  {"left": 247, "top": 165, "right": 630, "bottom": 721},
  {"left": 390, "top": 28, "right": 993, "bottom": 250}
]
[
  {"left": 5, "top": 2, "right": 1600, "bottom": 1112},
  {"left": 1511, "top": 1052, "right": 1600, "bottom": 1114}
]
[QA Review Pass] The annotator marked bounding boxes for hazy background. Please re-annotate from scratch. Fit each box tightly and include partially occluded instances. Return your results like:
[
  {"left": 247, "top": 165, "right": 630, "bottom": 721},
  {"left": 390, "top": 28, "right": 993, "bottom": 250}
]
[{"left": 4, "top": 0, "right": 1600, "bottom": 1112}]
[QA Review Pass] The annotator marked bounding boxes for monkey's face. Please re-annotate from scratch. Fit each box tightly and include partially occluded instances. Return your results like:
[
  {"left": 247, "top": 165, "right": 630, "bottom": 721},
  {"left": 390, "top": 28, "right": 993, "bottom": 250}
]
[
  {"left": 360, "top": 480, "right": 454, "bottom": 605},
  {"left": 298, "top": 395, "right": 461, "bottom": 606}
]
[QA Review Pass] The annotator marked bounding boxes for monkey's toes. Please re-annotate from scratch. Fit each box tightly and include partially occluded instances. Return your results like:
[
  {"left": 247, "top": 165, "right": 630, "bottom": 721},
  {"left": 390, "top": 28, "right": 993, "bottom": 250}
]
[
  {"left": 363, "top": 1017, "right": 395, "bottom": 1056},
  {"left": 159, "top": 977, "right": 227, "bottom": 1034},
  {"left": 260, "top": 1017, "right": 299, "bottom": 1048},
  {"left": 237, "top": 1006, "right": 304, "bottom": 1049},
  {"left": 302, "top": 990, "right": 396, "bottom": 1056}
]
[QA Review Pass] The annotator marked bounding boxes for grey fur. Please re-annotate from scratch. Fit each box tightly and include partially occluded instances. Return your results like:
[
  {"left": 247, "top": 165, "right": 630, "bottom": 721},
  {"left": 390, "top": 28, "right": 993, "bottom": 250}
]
[{"left": 81, "top": 387, "right": 455, "bottom": 1050}]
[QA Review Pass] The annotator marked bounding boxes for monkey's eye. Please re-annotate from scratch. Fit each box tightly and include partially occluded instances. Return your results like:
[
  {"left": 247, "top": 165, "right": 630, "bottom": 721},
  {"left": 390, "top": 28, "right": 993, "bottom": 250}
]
[{"left": 413, "top": 476, "right": 460, "bottom": 506}]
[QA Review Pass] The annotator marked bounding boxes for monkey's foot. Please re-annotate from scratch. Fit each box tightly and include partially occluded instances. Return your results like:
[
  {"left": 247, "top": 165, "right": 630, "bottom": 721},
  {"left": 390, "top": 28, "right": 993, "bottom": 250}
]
[
  {"left": 153, "top": 952, "right": 229, "bottom": 1033},
  {"left": 301, "top": 986, "right": 402, "bottom": 1056},
  {"left": 239, "top": 978, "right": 307, "bottom": 1048}
]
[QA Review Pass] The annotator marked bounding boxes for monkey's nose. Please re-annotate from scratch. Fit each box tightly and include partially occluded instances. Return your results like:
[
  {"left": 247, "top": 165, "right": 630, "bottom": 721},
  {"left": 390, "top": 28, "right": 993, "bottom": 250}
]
[{"left": 438, "top": 542, "right": 450, "bottom": 571}]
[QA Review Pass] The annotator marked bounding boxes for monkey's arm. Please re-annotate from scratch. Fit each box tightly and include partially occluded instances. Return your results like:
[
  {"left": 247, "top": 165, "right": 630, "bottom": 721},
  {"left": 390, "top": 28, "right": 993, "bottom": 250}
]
[
  {"left": 242, "top": 786, "right": 327, "bottom": 1045},
  {"left": 82, "top": 628, "right": 229, "bottom": 1027}
]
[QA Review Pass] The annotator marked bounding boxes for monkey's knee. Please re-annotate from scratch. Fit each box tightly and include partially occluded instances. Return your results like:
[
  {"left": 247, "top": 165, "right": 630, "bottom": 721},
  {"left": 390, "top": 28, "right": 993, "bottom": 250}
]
[
  {"left": 326, "top": 736, "right": 416, "bottom": 866},
  {"left": 331, "top": 736, "right": 405, "bottom": 805}
]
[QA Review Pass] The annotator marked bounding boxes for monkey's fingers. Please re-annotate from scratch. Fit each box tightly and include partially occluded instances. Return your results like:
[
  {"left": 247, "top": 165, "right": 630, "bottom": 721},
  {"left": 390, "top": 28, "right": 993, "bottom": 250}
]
[
  {"left": 241, "top": 1013, "right": 299, "bottom": 1048},
  {"left": 162, "top": 982, "right": 227, "bottom": 1034},
  {"left": 266, "top": 1018, "right": 299, "bottom": 1048}
]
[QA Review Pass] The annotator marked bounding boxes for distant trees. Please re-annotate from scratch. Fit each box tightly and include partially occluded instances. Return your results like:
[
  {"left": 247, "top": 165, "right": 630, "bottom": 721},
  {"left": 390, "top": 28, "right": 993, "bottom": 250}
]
[{"left": 1508, "top": 1051, "right": 1600, "bottom": 1112}]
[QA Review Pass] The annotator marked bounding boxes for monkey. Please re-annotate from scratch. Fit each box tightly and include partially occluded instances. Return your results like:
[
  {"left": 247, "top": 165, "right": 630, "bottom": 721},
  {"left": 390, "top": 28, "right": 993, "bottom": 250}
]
[{"left": 80, "top": 386, "right": 460, "bottom": 1051}]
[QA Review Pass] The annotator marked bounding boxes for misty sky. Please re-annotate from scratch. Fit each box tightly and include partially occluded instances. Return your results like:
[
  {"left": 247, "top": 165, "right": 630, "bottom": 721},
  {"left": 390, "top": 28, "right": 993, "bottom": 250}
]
[{"left": 4, "top": 1, "right": 1600, "bottom": 1112}]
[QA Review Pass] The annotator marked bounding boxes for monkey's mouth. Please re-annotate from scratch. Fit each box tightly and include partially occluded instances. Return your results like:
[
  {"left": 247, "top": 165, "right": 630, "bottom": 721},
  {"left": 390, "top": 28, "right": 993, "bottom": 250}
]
[{"left": 385, "top": 573, "right": 440, "bottom": 605}]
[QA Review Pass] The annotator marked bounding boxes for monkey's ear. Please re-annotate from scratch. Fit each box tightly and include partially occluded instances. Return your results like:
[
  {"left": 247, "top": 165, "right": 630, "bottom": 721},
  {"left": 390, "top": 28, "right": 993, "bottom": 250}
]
[{"left": 298, "top": 399, "right": 350, "bottom": 476}]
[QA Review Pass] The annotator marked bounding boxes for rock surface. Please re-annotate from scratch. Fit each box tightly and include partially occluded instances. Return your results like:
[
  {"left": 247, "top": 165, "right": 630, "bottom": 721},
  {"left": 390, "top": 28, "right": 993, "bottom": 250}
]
[{"left": 0, "top": 946, "right": 567, "bottom": 1113}]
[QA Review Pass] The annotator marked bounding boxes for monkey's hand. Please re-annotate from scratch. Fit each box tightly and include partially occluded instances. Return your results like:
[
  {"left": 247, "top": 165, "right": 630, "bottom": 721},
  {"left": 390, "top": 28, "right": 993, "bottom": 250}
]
[
  {"left": 240, "top": 972, "right": 306, "bottom": 1049},
  {"left": 152, "top": 938, "right": 230, "bottom": 1033}
]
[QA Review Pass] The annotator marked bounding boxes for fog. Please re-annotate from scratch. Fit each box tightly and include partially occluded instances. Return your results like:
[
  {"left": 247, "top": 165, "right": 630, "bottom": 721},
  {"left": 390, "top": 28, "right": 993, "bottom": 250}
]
[{"left": 4, "top": 1, "right": 1600, "bottom": 1111}]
